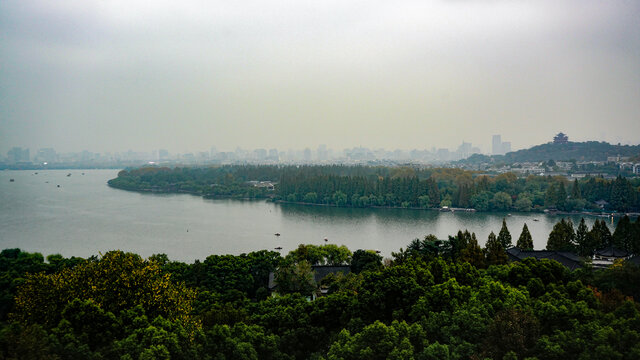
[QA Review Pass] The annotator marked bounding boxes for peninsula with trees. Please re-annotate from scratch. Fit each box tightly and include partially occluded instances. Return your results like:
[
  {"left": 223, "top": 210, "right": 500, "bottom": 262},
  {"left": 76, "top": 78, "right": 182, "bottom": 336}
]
[{"left": 108, "top": 165, "right": 640, "bottom": 214}]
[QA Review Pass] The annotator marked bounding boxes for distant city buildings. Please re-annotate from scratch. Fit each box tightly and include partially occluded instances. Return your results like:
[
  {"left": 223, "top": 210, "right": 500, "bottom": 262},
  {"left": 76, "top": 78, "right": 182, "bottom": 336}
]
[
  {"left": 491, "top": 135, "right": 511, "bottom": 155},
  {"left": 7, "top": 147, "right": 30, "bottom": 163}
]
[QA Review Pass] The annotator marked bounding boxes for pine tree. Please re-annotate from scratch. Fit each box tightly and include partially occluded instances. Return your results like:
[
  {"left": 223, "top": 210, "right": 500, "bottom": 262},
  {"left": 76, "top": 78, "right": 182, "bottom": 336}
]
[
  {"left": 610, "top": 176, "right": 635, "bottom": 212},
  {"left": 427, "top": 178, "right": 440, "bottom": 208},
  {"left": 571, "top": 179, "right": 582, "bottom": 199},
  {"left": 633, "top": 217, "right": 640, "bottom": 255},
  {"left": 544, "top": 183, "right": 557, "bottom": 209},
  {"left": 556, "top": 182, "right": 567, "bottom": 211},
  {"left": 613, "top": 215, "right": 633, "bottom": 252},
  {"left": 485, "top": 232, "right": 508, "bottom": 266},
  {"left": 591, "top": 219, "right": 613, "bottom": 248},
  {"left": 460, "top": 232, "right": 485, "bottom": 268},
  {"left": 575, "top": 218, "right": 592, "bottom": 256},
  {"left": 497, "top": 218, "right": 512, "bottom": 249},
  {"left": 516, "top": 223, "right": 534, "bottom": 250},
  {"left": 546, "top": 218, "right": 575, "bottom": 252}
]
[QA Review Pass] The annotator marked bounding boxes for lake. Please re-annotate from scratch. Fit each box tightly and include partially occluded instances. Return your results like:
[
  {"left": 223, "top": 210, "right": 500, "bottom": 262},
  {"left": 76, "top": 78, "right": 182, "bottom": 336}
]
[{"left": 0, "top": 170, "right": 614, "bottom": 262}]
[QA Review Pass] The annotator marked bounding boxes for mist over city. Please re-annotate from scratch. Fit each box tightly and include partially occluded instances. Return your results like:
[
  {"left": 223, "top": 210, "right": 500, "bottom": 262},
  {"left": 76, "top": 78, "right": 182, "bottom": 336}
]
[{"left": 2, "top": 0, "right": 640, "bottom": 156}]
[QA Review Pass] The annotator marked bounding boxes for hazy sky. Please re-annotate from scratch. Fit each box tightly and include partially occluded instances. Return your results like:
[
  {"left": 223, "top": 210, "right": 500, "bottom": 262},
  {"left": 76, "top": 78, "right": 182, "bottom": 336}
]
[{"left": 1, "top": 0, "right": 639, "bottom": 154}]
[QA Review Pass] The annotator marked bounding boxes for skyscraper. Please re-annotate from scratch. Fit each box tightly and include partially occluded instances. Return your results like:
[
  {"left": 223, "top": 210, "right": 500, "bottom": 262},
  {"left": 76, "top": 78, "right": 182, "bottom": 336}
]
[{"left": 492, "top": 135, "right": 502, "bottom": 155}]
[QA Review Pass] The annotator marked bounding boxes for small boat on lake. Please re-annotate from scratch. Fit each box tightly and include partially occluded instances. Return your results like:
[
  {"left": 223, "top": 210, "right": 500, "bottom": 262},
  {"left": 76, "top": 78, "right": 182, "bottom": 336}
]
[
  {"left": 9, "top": 179, "right": 14, "bottom": 182},
  {"left": 274, "top": 233, "right": 281, "bottom": 237},
  {"left": 275, "top": 246, "right": 282, "bottom": 250},
  {"left": 67, "top": 173, "right": 71, "bottom": 177}
]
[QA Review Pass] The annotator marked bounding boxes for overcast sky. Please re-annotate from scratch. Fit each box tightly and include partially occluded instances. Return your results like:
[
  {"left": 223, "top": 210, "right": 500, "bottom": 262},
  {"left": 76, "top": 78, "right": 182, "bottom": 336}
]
[{"left": 1, "top": 0, "right": 639, "bottom": 154}]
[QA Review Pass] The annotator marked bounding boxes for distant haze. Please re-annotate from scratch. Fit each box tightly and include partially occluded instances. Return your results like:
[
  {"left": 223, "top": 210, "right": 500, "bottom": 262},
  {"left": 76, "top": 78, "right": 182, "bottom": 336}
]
[{"left": 1, "top": 0, "right": 639, "bottom": 154}]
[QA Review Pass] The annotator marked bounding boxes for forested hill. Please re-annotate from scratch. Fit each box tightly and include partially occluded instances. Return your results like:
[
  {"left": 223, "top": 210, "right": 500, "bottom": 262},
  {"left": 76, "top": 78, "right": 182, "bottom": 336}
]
[{"left": 463, "top": 141, "right": 640, "bottom": 163}]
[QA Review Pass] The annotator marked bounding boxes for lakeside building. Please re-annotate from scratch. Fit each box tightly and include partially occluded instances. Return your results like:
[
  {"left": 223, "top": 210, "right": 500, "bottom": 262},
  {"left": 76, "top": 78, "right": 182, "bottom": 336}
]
[{"left": 507, "top": 246, "right": 633, "bottom": 270}]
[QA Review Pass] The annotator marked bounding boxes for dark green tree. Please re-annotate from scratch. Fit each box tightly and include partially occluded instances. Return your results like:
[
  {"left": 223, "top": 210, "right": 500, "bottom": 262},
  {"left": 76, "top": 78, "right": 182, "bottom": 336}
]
[
  {"left": 460, "top": 232, "right": 485, "bottom": 268},
  {"left": 544, "top": 183, "right": 557, "bottom": 208},
  {"left": 610, "top": 176, "right": 635, "bottom": 212},
  {"left": 590, "top": 219, "right": 613, "bottom": 248},
  {"left": 613, "top": 215, "right": 633, "bottom": 252},
  {"left": 516, "top": 223, "right": 534, "bottom": 250},
  {"left": 497, "top": 218, "right": 512, "bottom": 249},
  {"left": 571, "top": 179, "right": 582, "bottom": 199},
  {"left": 351, "top": 250, "right": 382, "bottom": 274},
  {"left": 546, "top": 218, "right": 575, "bottom": 252},
  {"left": 575, "top": 218, "right": 593, "bottom": 256},
  {"left": 556, "top": 182, "right": 567, "bottom": 210},
  {"left": 484, "top": 232, "right": 508, "bottom": 266}
]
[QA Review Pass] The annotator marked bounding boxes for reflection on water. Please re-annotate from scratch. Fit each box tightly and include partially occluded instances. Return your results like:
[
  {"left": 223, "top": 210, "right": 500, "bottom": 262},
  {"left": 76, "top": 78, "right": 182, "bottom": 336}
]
[{"left": 0, "top": 170, "right": 615, "bottom": 262}]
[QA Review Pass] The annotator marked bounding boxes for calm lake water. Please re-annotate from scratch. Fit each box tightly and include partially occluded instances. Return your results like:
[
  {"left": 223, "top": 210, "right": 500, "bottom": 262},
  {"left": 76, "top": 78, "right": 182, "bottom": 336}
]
[{"left": 0, "top": 170, "right": 615, "bottom": 262}]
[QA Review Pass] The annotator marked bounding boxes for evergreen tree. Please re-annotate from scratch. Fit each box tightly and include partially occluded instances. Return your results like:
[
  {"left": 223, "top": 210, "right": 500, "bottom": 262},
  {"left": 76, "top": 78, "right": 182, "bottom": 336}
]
[
  {"left": 544, "top": 183, "right": 557, "bottom": 209},
  {"left": 427, "top": 179, "right": 440, "bottom": 208},
  {"left": 556, "top": 182, "right": 567, "bottom": 210},
  {"left": 485, "top": 232, "right": 508, "bottom": 266},
  {"left": 571, "top": 179, "right": 582, "bottom": 199},
  {"left": 460, "top": 232, "right": 485, "bottom": 268},
  {"left": 516, "top": 223, "right": 534, "bottom": 250},
  {"left": 590, "top": 219, "right": 613, "bottom": 248},
  {"left": 546, "top": 218, "right": 575, "bottom": 252},
  {"left": 633, "top": 217, "right": 640, "bottom": 255},
  {"left": 610, "top": 176, "right": 635, "bottom": 212},
  {"left": 575, "top": 218, "right": 592, "bottom": 256},
  {"left": 497, "top": 218, "right": 512, "bottom": 249},
  {"left": 613, "top": 215, "right": 633, "bottom": 252}
]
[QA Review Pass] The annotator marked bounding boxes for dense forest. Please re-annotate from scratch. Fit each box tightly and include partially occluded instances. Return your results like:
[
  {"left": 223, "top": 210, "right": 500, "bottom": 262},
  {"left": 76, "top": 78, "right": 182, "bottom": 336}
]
[
  {"left": 109, "top": 165, "right": 640, "bottom": 212},
  {"left": 2, "top": 217, "right": 640, "bottom": 359}
]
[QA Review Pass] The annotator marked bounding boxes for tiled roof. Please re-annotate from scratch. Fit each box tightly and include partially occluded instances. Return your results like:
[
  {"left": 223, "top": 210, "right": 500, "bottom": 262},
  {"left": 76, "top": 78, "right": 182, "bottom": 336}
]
[{"left": 506, "top": 247, "right": 584, "bottom": 270}]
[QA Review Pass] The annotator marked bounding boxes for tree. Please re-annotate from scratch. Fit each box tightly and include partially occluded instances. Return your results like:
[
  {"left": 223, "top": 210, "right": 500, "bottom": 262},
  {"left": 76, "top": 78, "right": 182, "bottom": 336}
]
[
  {"left": 546, "top": 219, "right": 576, "bottom": 252},
  {"left": 418, "top": 195, "right": 430, "bottom": 208},
  {"left": 556, "top": 182, "right": 567, "bottom": 210},
  {"left": 274, "top": 260, "right": 316, "bottom": 296},
  {"left": 460, "top": 233, "right": 485, "bottom": 268},
  {"left": 610, "top": 176, "right": 635, "bottom": 212},
  {"left": 575, "top": 218, "right": 593, "bottom": 257},
  {"left": 613, "top": 215, "right": 633, "bottom": 252},
  {"left": 514, "top": 196, "right": 532, "bottom": 212},
  {"left": 485, "top": 232, "right": 508, "bottom": 266},
  {"left": 490, "top": 192, "right": 512, "bottom": 211},
  {"left": 571, "top": 179, "right": 582, "bottom": 199},
  {"left": 497, "top": 219, "right": 512, "bottom": 249},
  {"left": 332, "top": 191, "right": 347, "bottom": 206},
  {"left": 516, "top": 223, "right": 534, "bottom": 250},
  {"left": 351, "top": 250, "right": 382, "bottom": 274},
  {"left": 470, "top": 192, "right": 490, "bottom": 211},
  {"left": 544, "top": 183, "right": 557, "bottom": 208},
  {"left": 590, "top": 219, "right": 613, "bottom": 249}
]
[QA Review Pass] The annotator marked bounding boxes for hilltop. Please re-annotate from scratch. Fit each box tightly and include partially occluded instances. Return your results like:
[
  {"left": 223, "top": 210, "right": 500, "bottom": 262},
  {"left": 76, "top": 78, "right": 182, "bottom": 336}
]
[{"left": 462, "top": 141, "right": 640, "bottom": 164}]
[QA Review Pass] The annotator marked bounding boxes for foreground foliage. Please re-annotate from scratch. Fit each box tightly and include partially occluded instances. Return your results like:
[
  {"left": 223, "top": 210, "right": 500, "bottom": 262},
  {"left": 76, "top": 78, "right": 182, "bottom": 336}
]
[{"left": 1, "top": 239, "right": 639, "bottom": 359}]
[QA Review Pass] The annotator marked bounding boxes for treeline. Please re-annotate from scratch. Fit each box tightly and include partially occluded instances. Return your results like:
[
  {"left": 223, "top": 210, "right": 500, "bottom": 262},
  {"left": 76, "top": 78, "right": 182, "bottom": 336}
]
[
  {"left": 2, "top": 219, "right": 640, "bottom": 359},
  {"left": 109, "top": 165, "right": 640, "bottom": 212},
  {"left": 107, "top": 165, "right": 283, "bottom": 198},
  {"left": 277, "top": 167, "right": 640, "bottom": 212}
]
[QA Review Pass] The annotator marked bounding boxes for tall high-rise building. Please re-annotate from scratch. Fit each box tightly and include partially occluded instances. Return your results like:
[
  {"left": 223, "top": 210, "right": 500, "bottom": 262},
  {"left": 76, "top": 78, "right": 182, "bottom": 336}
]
[
  {"left": 502, "top": 142, "right": 511, "bottom": 154},
  {"left": 492, "top": 135, "right": 512, "bottom": 155},
  {"left": 492, "top": 135, "right": 502, "bottom": 155}
]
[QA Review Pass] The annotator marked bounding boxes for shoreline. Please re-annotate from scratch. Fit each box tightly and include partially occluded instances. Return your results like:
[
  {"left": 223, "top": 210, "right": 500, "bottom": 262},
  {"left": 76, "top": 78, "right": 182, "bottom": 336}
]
[{"left": 107, "top": 183, "right": 638, "bottom": 219}]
